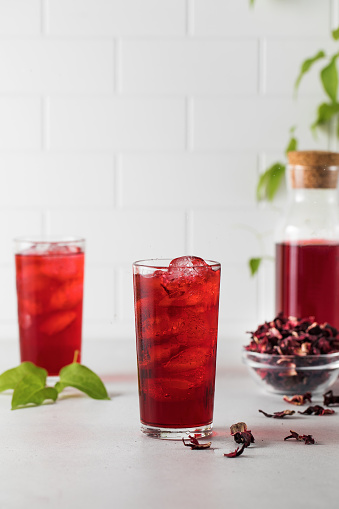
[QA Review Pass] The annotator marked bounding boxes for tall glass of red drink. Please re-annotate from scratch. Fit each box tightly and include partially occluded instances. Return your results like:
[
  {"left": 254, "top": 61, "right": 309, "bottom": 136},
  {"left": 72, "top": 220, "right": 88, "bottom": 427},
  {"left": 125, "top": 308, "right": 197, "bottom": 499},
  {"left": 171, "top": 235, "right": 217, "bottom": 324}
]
[
  {"left": 133, "top": 256, "right": 221, "bottom": 439},
  {"left": 14, "top": 236, "right": 85, "bottom": 376}
]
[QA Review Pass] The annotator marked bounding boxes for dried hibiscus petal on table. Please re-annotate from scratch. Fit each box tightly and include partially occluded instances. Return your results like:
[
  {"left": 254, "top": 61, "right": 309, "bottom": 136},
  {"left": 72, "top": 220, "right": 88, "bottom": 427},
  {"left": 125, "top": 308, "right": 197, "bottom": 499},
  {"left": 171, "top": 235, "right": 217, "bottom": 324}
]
[
  {"left": 182, "top": 436, "right": 211, "bottom": 450},
  {"left": 284, "top": 430, "right": 315, "bottom": 445},
  {"left": 323, "top": 390, "right": 339, "bottom": 406},
  {"left": 224, "top": 445, "right": 246, "bottom": 458},
  {"left": 225, "top": 422, "right": 254, "bottom": 458},
  {"left": 298, "top": 405, "right": 335, "bottom": 416},
  {"left": 230, "top": 422, "right": 247, "bottom": 434},
  {"left": 283, "top": 392, "right": 312, "bottom": 405},
  {"left": 259, "top": 409, "right": 295, "bottom": 418},
  {"left": 233, "top": 431, "right": 254, "bottom": 446},
  {"left": 230, "top": 422, "right": 255, "bottom": 446}
]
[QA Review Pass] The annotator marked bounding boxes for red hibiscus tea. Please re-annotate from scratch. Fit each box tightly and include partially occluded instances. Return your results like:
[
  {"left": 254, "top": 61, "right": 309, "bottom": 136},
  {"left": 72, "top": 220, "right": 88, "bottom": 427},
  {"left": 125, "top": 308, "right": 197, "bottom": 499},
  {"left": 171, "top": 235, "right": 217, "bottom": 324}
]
[
  {"left": 276, "top": 241, "right": 339, "bottom": 329},
  {"left": 15, "top": 237, "right": 85, "bottom": 376},
  {"left": 133, "top": 257, "right": 221, "bottom": 439}
]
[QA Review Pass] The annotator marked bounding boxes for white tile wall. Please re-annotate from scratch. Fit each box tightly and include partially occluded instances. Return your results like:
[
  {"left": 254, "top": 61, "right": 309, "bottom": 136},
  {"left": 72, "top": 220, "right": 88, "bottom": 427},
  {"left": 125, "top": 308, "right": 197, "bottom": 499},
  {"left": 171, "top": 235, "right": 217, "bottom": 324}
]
[
  {"left": 0, "top": 0, "right": 337, "bottom": 364},
  {"left": 193, "top": 0, "right": 333, "bottom": 37},
  {"left": 0, "top": 98, "right": 41, "bottom": 150},
  {"left": 0, "top": 0, "right": 41, "bottom": 35},
  {"left": 47, "top": 0, "right": 186, "bottom": 36},
  {"left": 48, "top": 97, "right": 186, "bottom": 150},
  {"left": 120, "top": 40, "right": 258, "bottom": 94},
  {"left": 0, "top": 40, "right": 115, "bottom": 94}
]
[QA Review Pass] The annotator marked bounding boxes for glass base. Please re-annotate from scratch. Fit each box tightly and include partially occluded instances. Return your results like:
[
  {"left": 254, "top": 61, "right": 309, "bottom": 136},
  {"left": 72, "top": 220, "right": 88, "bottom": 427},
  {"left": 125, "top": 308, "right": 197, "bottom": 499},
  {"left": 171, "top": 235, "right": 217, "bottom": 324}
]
[{"left": 140, "top": 423, "right": 213, "bottom": 440}]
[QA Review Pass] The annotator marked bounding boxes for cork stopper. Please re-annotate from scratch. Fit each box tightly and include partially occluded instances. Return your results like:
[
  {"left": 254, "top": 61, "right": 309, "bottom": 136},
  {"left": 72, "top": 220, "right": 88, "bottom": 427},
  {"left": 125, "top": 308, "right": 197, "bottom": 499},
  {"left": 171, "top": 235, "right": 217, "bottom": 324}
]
[{"left": 287, "top": 151, "right": 339, "bottom": 189}]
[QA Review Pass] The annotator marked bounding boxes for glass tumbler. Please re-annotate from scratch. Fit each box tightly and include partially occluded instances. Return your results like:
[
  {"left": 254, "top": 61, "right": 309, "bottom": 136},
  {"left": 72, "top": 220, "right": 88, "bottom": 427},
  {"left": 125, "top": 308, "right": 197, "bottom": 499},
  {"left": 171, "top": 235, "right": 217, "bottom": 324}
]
[
  {"left": 14, "top": 236, "right": 85, "bottom": 376},
  {"left": 133, "top": 257, "right": 221, "bottom": 439}
]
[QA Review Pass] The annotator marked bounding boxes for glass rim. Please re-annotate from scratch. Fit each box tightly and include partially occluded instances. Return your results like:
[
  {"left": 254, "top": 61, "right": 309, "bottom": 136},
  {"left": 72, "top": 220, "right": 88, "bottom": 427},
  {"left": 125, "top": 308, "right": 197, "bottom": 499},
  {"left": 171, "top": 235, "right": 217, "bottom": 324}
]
[
  {"left": 242, "top": 347, "right": 339, "bottom": 360},
  {"left": 133, "top": 258, "right": 221, "bottom": 269},
  {"left": 13, "top": 235, "right": 85, "bottom": 245}
]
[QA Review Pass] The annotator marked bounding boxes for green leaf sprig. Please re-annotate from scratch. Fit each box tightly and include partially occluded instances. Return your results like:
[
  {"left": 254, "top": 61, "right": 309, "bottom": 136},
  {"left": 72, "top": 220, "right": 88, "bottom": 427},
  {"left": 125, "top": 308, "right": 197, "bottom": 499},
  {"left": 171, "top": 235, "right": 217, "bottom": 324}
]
[
  {"left": 256, "top": 129, "right": 298, "bottom": 202},
  {"left": 0, "top": 362, "right": 110, "bottom": 410}
]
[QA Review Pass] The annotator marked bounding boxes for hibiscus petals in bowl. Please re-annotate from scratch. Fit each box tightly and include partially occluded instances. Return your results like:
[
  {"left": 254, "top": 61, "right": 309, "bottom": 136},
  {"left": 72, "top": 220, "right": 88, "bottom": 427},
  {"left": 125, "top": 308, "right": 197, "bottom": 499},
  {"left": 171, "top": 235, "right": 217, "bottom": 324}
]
[{"left": 242, "top": 314, "right": 339, "bottom": 395}]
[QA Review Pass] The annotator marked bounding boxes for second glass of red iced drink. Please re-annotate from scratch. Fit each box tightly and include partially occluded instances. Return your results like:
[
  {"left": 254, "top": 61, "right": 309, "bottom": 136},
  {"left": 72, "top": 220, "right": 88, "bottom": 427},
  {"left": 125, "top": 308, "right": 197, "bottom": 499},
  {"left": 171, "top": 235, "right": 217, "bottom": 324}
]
[{"left": 14, "top": 236, "right": 85, "bottom": 377}]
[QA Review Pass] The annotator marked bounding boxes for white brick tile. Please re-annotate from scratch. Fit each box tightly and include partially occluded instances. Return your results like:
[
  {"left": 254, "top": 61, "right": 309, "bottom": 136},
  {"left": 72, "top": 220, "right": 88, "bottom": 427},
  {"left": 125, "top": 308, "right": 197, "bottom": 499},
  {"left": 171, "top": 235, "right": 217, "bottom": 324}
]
[
  {"left": 0, "top": 154, "right": 114, "bottom": 208},
  {"left": 193, "top": 97, "right": 329, "bottom": 151},
  {"left": 191, "top": 208, "right": 279, "bottom": 266},
  {"left": 266, "top": 39, "right": 338, "bottom": 96},
  {"left": 120, "top": 154, "right": 257, "bottom": 208},
  {"left": 83, "top": 266, "right": 115, "bottom": 321},
  {"left": 0, "top": 266, "right": 17, "bottom": 321},
  {"left": 0, "top": 0, "right": 40, "bottom": 35},
  {"left": 257, "top": 259, "right": 275, "bottom": 323},
  {"left": 49, "top": 210, "right": 186, "bottom": 264},
  {"left": 0, "top": 211, "right": 42, "bottom": 264},
  {"left": 0, "top": 98, "right": 41, "bottom": 150},
  {"left": 121, "top": 40, "right": 258, "bottom": 94},
  {"left": 47, "top": 0, "right": 185, "bottom": 36},
  {"left": 194, "top": 0, "right": 332, "bottom": 37},
  {"left": 219, "top": 264, "right": 258, "bottom": 324},
  {"left": 0, "top": 40, "right": 114, "bottom": 94},
  {"left": 119, "top": 265, "right": 134, "bottom": 323},
  {"left": 48, "top": 97, "right": 186, "bottom": 150}
]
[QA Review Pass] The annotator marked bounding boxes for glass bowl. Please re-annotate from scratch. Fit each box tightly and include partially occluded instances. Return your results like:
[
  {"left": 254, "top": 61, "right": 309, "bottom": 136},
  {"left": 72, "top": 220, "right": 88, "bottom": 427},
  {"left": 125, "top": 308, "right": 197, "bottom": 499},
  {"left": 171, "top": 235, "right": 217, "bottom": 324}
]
[{"left": 242, "top": 348, "right": 339, "bottom": 395}]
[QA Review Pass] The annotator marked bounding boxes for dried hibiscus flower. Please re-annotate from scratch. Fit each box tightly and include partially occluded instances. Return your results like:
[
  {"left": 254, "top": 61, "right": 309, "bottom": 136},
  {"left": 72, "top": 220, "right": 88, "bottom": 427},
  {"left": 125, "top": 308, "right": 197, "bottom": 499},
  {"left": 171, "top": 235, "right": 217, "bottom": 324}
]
[
  {"left": 283, "top": 392, "right": 312, "bottom": 406},
  {"left": 323, "top": 390, "right": 339, "bottom": 406},
  {"left": 225, "top": 422, "right": 254, "bottom": 458},
  {"left": 233, "top": 431, "right": 254, "bottom": 446},
  {"left": 224, "top": 445, "right": 246, "bottom": 458},
  {"left": 298, "top": 405, "right": 335, "bottom": 416},
  {"left": 230, "top": 422, "right": 248, "bottom": 435},
  {"left": 182, "top": 436, "right": 211, "bottom": 450},
  {"left": 284, "top": 430, "right": 315, "bottom": 445},
  {"left": 259, "top": 409, "right": 295, "bottom": 418},
  {"left": 230, "top": 422, "right": 254, "bottom": 446}
]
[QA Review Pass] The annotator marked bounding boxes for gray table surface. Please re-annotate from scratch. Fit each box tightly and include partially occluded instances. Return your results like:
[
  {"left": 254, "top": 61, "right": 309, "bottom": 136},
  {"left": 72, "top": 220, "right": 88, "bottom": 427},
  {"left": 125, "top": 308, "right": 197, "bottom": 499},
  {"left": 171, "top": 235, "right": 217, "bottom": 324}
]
[{"left": 0, "top": 358, "right": 338, "bottom": 509}]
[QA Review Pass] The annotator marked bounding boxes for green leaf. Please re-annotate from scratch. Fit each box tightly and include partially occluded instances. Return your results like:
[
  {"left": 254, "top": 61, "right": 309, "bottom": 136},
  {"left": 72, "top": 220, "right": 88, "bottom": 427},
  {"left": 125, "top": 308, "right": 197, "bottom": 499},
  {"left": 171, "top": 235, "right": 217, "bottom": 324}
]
[
  {"left": 249, "top": 258, "right": 262, "bottom": 276},
  {"left": 295, "top": 50, "right": 326, "bottom": 91},
  {"left": 312, "top": 102, "right": 339, "bottom": 132},
  {"left": 55, "top": 364, "right": 110, "bottom": 400},
  {"left": 285, "top": 135, "right": 298, "bottom": 155},
  {"left": 11, "top": 374, "right": 58, "bottom": 410},
  {"left": 249, "top": 0, "right": 255, "bottom": 6},
  {"left": 320, "top": 53, "right": 339, "bottom": 103},
  {"left": 256, "top": 163, "right": 286, "bottom": 201},
  {"left": 0, "top": 362, "right": 47, "bottom": 392},
  {"left": 332, "top": 28, "right": 339, "bottom": 40}
]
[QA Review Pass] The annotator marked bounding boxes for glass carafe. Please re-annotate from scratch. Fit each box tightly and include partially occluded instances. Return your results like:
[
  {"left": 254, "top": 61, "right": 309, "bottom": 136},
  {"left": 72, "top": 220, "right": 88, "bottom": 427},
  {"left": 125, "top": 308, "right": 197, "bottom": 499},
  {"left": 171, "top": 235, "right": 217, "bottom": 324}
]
[{"left": 275, "top": 150, "right": 339, "bottom": 328}]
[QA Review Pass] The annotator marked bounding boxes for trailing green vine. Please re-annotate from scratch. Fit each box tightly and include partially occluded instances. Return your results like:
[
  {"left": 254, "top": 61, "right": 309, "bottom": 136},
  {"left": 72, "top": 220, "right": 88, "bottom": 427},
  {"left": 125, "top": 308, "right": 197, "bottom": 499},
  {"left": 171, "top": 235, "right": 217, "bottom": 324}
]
[{"left": 248, "top": 0, "right": 339, "bottom": 274}]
